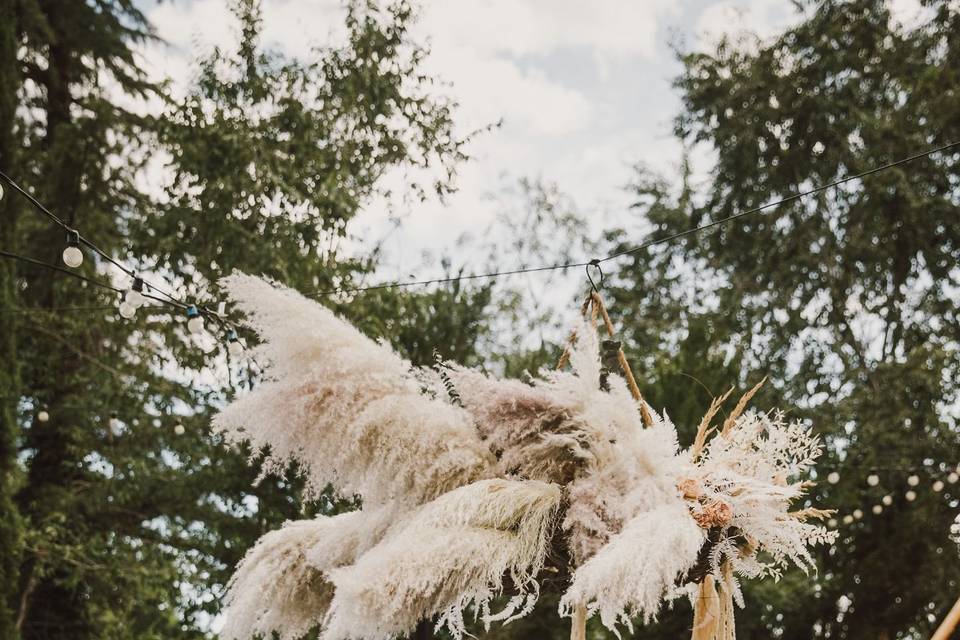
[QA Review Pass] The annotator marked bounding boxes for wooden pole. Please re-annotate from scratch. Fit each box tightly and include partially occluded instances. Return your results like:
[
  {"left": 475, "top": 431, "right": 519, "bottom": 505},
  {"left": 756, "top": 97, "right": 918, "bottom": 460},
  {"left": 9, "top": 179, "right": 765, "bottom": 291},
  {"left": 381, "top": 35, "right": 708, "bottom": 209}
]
[
  {"left": 555, "top": 291, "right": 654, "bottom": 426},
  {"left": 570, "top": 603, "right": 587, "bottom": 640},
  {"left": 931, "top": 594, "right": 960, "bottom": 640}
]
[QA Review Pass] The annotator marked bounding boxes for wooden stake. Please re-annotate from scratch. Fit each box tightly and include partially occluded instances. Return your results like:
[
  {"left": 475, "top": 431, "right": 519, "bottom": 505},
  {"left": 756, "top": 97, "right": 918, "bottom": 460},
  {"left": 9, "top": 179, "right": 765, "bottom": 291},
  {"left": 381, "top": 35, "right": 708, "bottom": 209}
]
[
  {"left": 589, "top": 291, "right": 653, "bottom": 426},
  {"left": 570, "top": 603, "right": 587, "bottom": 640},
  {"left": 931, "top": 593, "right": 960, "bottom": 640},
  {"left": 556, "top": 291, "right": 654, "bottom": 426}
]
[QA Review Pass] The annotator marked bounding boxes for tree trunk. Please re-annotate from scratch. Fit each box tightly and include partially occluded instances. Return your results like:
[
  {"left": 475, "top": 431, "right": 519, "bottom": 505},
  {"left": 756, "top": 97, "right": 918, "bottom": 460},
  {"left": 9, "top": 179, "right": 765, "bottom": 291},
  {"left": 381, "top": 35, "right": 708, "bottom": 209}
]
[{"left": 0, "top": 0, "right": 24, "bottom": 636}]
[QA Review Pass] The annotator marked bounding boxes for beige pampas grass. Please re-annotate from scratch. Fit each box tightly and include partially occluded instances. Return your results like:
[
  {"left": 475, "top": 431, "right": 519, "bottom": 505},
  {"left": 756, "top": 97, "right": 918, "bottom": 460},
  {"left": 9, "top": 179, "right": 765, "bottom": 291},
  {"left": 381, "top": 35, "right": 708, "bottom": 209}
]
[
  {"left": 214, "top": 278, "right": 833, "bottom": 640},
  {"left": 560, "top": 501, "right": 705, "bottom": 631},
  {"left": 213, "top": 274, "right": 493, "bottom": 505},
  {"left": 323, "top": 479, "right": 562, "bottom": 640},
  {"left": 221, "top": 508, "right": 393, "bottom": 640}
]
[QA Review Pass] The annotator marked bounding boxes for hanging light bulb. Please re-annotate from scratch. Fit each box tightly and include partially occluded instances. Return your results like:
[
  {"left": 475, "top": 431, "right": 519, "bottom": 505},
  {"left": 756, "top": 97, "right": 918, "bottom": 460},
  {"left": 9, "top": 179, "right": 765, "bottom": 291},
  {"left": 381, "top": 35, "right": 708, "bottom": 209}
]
[
  {"left": 882, "top": 494, "right": 893, "bottom": 506},
  {"left": 118, "top": 299, "right": 136, "bottom": 319},
  {"left": 37, "top": 410, "right": 49, "bottom": 423},
  {"left": 905, "top": 490, "right": 917, "bottom": 502},
  {"left": 852, "top": 508, "right": 863, "bottom": 520},
  {"left": 62, "top": 229, "right": 83, "bottom": 268},
  {"left": 827, "top": 471, "right": 840, "bottom": 484},
  {"left": 186, "top": 305, "right": 204, "bottom": 334},
  {"left": 933, "top": 479, "right": 945, "bottom": 492},
  {"left": 226, "top": 329, "right": 243, "bottom": 357},
  {"left": 948, "top": 472, "right": 959, "bottom": 484},
  {"left": 842, "top": 514, "right": 854, "bottom": 525},
  {"left": 907, "top": 474, "right": 920, "bottom": 487},
  {"left": 125, "top": 277, "right": 145, "bottom": 308},
  {"left": 827, "top": 518, "right": 838, "bottom": 528},
  {"left": 173, "top": 423, "right": 185, "bottom": 436},
  {"left": 866, "top": 473, "right": 880, "bottom": 487},
  {"left": 872, "top": 504, "right": 883, "bottom": 515}
]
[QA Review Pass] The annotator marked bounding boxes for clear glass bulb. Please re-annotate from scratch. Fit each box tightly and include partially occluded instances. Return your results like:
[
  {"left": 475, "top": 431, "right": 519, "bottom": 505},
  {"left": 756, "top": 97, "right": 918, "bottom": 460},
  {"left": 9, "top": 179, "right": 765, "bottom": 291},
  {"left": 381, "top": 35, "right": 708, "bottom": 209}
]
[
  {"left": 866, "top": 474, "right": 879, "bottom": 486},
  {"left": 62, "top": 245, "right": 84, "bottom": 268},
  {"left": 118, "top": 301, "right": 136, "bottom": 319},
  {"left": 37, "top": 410, "right": 49, "bottom": 423},
  {"left": 827, "top": 471, "right": 840, "bottom": 484},
  {"left": 907, "top": 474, "right": 919, "bottom": 486},
  {"left": 905, "top": 490, "right": 917, "bottom": 502},
  {"left": 933, "top": 480, "right": 944, "bottom": 492},
  {"left": 187, "top": 315, "right": 204, "bottom": 334},
  {"left": 173, "top": 424, "right": 185, "bottom": 435},
  {"left": 228, "top": 340, "right": 243, "bottom": 357},
  {"left": 126, "top": 289, "right": 144, "bottom": 307},
  {"left": 882, "top": 494, "right": 892, "bottom": 506}
]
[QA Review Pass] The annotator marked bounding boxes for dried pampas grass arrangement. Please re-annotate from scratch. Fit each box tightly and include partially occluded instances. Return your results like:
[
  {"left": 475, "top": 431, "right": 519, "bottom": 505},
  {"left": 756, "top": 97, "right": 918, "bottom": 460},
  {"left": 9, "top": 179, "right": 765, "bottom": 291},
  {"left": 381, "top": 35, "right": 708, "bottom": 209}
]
[{"left": 214, "top": 276, "right": 834, "bottom": 640}]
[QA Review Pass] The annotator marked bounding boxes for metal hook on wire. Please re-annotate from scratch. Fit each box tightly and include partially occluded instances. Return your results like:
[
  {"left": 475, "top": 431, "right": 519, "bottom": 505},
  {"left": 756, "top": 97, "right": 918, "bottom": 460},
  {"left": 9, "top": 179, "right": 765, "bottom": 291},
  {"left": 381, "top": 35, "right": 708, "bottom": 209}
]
[{"left": 586, "top": 259, "right": 603, "bottom": 292}]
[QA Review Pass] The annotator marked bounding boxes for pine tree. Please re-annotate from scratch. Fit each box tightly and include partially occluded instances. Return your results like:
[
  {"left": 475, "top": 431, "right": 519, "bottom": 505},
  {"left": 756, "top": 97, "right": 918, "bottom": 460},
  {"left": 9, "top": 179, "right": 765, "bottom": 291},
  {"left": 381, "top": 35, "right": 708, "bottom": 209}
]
[{"left": 3, "top": 0, "right": 485, "bottom": 637}]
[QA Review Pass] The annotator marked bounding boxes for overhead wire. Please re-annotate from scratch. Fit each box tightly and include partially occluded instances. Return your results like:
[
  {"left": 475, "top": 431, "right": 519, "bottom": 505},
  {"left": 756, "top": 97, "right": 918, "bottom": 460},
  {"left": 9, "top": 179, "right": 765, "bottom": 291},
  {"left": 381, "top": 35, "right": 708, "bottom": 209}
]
[
  {"left": 0, "top": 169, "right": 187, "bottom": 308},
  {"left": 304, "top": 138, "right": 960, "bottom": 296}
]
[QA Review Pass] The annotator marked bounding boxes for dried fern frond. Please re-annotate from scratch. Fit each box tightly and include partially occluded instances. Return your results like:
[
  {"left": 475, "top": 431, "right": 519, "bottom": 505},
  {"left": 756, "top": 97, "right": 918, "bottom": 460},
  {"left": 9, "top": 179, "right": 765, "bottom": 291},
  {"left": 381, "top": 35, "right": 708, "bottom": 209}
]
[
  {"left": 324, "top": 479, "right": 562, "bottom": 640},
  {"left": 691, "top": 411, "right": 837, "bottom": 578}
]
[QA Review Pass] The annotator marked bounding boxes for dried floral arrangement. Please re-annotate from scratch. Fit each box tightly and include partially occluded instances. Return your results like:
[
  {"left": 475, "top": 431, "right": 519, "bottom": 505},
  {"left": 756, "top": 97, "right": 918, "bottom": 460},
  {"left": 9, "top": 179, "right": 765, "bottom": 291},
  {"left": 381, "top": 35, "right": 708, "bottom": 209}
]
[{"left": 213, "top": 273, "right": 836, "bottom": 640}]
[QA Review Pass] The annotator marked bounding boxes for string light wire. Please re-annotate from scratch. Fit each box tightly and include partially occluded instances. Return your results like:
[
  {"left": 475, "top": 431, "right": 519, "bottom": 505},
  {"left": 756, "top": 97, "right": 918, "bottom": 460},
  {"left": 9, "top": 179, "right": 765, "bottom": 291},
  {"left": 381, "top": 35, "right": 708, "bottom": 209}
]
[
  {"left": 2, "top": 139, "right": 960, "bottom": 330},
  {"left": 305, "top": 138, "right": 960, "bottom": 296},
  {"left": 0, "top": 169, "right": 186, "bottom": 307}
]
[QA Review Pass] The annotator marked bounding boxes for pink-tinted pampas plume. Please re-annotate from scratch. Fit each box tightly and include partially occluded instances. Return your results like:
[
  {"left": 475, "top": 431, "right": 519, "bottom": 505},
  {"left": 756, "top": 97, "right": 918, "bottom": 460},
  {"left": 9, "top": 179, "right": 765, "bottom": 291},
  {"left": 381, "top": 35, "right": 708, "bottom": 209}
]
[{"left": 212, "top": 274, "right": 494, "bottom": 505}]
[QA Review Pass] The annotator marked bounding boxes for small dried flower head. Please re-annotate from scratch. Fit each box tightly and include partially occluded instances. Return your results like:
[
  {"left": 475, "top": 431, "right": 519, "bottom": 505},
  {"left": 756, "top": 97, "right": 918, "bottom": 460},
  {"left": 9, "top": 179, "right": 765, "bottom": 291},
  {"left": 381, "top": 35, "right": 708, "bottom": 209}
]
[
  {"left": 678, "top": 478, "right": 704, "bottom": 501},
  {"left": 693, "top": 499, "right": 733, "bottom": 529}
]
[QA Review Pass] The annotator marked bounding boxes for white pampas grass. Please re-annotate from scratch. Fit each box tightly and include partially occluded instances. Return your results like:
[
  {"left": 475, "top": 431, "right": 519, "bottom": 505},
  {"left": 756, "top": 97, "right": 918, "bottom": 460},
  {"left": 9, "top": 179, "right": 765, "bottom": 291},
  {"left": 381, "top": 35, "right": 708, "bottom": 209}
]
[
  {"left": 324, "top": 479, "right": 561, "bottom": 640},
  {"left": 221, "top": 508, "right": 393, "bottom": 640},
  {"left": 213, "top": 273, "right": 493, "bottom": 504},
  {"left": 561, "top": 501, "right": 706, "bottom": 631},
  {"left": 215, "top": 277, "right": 833, "bottom": 640}
]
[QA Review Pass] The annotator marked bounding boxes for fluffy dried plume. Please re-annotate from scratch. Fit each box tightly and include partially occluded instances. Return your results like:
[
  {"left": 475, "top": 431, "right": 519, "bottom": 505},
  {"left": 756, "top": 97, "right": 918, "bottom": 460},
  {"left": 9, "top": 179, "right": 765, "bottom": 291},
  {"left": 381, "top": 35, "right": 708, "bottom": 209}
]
[
  {"left": 561, "top": 501, "right": 706, "bottom": 632},
  {"left": 323, "top": 479, "right": 562, "bottom": 640},
  {"left": 221, "top": 508, "right": 393, "bottom": 640},
  {"left": 213, "top": 273, "right": 494, "bottom": 505}
]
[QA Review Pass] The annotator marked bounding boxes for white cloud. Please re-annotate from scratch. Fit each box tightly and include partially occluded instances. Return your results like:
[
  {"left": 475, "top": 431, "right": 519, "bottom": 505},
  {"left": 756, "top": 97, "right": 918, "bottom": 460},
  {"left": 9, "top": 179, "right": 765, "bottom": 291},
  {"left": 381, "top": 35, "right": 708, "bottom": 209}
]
[
  {"left": 695, "top": 0, "right": 795, "bottom": 49},
  {"left": 137, "top": 0, "right": 795, "bottom": 301}
]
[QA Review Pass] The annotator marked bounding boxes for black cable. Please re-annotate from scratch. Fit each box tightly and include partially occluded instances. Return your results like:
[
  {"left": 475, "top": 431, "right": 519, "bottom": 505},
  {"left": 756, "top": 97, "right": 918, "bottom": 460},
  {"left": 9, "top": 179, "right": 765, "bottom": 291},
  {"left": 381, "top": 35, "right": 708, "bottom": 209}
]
[
  {"left": 0, "top": 249, "right": 124, "bottom": 294},
  {"left": 601, "top": 138, "right": 960, "bottom": 262},
  {"left": 0, "top": 169, "right": 185, "bottom": 306},
  {"left": 4, "top": 139, "right": 959, "bottom": 310},
  {"left": 306, "top": 139, "right": 960, "bottom": 296}
]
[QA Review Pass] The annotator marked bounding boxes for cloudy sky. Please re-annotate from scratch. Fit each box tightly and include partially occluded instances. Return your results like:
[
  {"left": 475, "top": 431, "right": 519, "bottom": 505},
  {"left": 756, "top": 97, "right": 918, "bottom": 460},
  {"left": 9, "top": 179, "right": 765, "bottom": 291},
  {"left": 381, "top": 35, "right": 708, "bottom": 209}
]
[{"left": 139, "top": 0, "right": 924, "bottom": 294}]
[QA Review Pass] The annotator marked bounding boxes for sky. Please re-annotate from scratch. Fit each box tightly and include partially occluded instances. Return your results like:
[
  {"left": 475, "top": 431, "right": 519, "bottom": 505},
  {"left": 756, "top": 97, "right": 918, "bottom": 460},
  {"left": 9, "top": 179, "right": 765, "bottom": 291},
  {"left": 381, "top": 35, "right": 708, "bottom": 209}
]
[{"left": 138, "top": 0, "right": 926, "bottom": 302}]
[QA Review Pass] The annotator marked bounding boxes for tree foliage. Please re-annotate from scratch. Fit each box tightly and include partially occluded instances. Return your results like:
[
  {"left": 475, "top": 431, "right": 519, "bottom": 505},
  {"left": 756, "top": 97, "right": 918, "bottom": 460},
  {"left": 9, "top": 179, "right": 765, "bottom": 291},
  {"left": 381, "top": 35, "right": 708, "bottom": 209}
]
[
  {"left": 606, "top": 1, "right": 960, "bottom": 637},
  {"left": 1, "top": 1, "right": 490, "bottom": 638}
]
